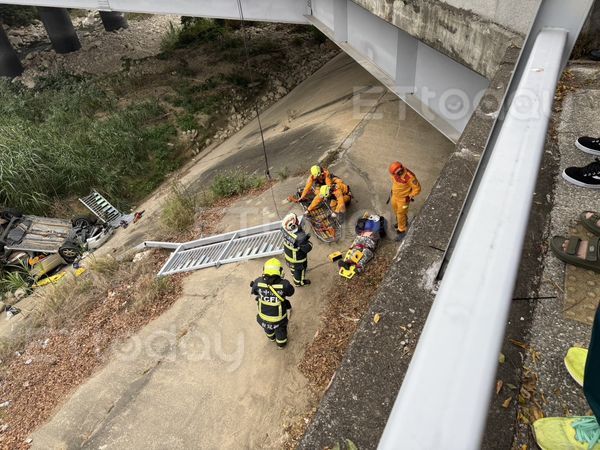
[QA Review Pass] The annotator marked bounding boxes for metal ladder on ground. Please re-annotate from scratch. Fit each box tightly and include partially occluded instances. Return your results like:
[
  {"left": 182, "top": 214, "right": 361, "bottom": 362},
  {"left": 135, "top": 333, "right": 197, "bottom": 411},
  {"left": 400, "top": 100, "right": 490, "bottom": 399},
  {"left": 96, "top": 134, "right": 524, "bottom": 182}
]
[{"left": 142, "top": 221, "right": 286, "bottom": 277}]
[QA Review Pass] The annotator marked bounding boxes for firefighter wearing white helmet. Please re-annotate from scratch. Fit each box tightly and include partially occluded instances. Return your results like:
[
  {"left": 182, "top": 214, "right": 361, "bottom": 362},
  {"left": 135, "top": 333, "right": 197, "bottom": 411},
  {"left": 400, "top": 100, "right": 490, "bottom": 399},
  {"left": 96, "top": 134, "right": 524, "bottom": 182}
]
[
  {"left": 281, "top": 212, "right": 313, "bottom": 286},
  {"left": 250, "top": 258, "right": 295, "bottom": 348}
]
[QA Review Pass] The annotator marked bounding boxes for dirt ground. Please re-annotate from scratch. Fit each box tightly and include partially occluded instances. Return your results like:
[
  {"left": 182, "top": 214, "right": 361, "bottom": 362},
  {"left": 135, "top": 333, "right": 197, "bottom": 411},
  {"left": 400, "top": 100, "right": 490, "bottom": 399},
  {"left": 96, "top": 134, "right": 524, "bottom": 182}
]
[{"left": 0, "top": 53, "right": 454, "bottom": 448}]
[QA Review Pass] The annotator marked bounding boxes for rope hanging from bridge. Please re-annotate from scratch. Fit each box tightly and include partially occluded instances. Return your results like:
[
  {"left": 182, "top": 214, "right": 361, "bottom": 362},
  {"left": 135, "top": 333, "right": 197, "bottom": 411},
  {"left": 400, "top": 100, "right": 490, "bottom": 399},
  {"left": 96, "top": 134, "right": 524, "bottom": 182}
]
[{"left": 235, "top": 0, "right": 281, "bottom": 219}]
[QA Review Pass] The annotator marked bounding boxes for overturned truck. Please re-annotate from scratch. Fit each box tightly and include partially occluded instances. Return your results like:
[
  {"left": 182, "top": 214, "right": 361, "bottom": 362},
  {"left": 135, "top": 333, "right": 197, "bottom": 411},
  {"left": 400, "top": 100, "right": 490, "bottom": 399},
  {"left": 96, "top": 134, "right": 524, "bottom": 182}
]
[{"left": 0, "top": 208, "right": 111, "bottom": 278}]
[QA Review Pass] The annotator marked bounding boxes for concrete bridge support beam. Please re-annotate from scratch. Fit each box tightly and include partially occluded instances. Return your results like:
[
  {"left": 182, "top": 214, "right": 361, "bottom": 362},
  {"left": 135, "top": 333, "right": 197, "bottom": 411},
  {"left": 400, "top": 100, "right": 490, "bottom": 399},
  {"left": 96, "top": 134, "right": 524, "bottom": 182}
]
[
  {"left": 0, "top": 25, "right": 23, "bottom": 78},
  {"left": 99, "top": 11, "right": 128, "bottom": 32},
  {"left": 38, "top": 7, "right": 81, "bottom": 54},
  {"left": 308, "top": 0, "right": 489, "bottom": 142}
]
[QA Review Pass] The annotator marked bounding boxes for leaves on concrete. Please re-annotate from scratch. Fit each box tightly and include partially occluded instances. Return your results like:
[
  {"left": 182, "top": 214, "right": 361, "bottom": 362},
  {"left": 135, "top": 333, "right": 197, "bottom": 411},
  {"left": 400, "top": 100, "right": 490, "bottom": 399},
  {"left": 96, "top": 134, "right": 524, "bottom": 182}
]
[{"left": 284, "top": 246, "right": 394, "bottom": 449}]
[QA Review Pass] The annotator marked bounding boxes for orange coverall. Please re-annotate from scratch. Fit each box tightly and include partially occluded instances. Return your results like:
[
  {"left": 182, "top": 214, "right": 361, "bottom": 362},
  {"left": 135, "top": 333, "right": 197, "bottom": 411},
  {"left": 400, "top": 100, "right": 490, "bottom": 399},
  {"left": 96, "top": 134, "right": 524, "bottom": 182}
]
[
  {"left": 308, "top": 178, "right": 351, "bottom": 214},
  {"left": 298, "top": 169, "right": 333, "bottom": 202},
  {"left": 390, "top": 169, "right": 421, "bottom": 233}
]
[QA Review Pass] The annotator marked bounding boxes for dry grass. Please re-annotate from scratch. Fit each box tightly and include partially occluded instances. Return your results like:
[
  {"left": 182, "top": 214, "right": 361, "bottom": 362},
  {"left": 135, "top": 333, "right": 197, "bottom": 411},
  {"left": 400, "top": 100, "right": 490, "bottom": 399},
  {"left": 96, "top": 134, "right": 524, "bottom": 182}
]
[
  {"left": 87, "top": 255, "right": 122, "bottom": 275},
  {"left": 160, "top": 183, "right": 199, "bottom": 233},
  {"left": 131, "top": 274, "right": 174, "bottom": 312},
  {"left": 0, "top": 251, "right": 184, "bottom": 448}
]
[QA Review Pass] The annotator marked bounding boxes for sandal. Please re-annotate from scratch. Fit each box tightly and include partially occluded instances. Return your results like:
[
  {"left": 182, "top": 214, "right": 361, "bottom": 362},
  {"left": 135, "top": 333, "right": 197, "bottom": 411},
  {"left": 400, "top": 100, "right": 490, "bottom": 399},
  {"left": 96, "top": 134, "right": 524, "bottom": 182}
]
[
  {"left": 564, "top": 347, "right": 588, "bottom": 387},
  {"left": 550, "top": 236, "right": 600, "bottom": 273},
  {"left": 580, "top": 211, "right": 600, "bottom": 236}
]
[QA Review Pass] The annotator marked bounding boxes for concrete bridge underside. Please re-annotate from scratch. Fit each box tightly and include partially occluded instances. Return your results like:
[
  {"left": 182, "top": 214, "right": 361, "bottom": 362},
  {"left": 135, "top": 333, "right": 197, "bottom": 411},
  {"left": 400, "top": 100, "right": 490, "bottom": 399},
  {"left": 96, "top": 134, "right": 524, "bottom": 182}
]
[{"left": 0, "top": 0, "right": 501, "bottom": 142}]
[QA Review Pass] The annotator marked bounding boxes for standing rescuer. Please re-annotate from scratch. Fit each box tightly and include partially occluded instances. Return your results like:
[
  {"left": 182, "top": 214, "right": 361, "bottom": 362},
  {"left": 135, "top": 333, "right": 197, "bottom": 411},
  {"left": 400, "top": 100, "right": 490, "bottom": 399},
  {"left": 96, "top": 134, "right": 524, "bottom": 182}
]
[
  {"left": 251, "top": 258, "right": 294, "bottom": 348},
  {"left": 281, "top": 213, "right": 313, "bottom": 286},
  {"left": 389, "top": 161, "right": 421, "bottom": 239}
]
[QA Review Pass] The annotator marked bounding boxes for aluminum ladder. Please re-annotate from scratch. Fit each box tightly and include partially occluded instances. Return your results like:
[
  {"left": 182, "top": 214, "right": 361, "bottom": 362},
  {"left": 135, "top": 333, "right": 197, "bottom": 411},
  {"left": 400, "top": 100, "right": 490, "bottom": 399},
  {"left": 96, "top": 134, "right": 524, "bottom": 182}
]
[
  {"left": 154, "top": 221, "right": 286, "bottom": 277},
  {"left": 79, "top": 191, "right": 124, "bottom": 227}
]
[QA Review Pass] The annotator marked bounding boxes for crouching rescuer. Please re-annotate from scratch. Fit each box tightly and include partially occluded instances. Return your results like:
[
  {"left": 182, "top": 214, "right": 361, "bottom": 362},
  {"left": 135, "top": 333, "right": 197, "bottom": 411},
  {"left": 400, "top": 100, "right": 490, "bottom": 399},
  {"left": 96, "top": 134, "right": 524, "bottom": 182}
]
[
  {"left": 251, "top": 258, "right": 294, "bottom": 348},
  {"left": 281, "top": 213, "right": 313, "bottom": 286}
]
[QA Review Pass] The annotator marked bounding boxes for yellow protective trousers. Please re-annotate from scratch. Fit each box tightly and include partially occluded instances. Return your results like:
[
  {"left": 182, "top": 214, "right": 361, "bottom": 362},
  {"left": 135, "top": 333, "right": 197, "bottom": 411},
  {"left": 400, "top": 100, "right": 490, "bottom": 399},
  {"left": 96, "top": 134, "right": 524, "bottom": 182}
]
[{"left": 391, "top": 196, "right": 410, "bottom": 233}]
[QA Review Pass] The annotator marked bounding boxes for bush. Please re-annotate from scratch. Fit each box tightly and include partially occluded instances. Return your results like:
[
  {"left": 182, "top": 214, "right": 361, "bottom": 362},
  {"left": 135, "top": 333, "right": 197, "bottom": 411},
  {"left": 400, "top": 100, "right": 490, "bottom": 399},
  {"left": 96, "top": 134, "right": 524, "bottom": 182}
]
[
  {"left": 210, "top": 169, "right": 265, "bottom": 198},
  {"left": 0, "top": 271, "right": 31, "bottom": 296},
  {"left": 161, "top": 18, "right": 228, "bottom": 53},
  {"left": 160, "top": 21, "right": 182, "bottom": 53},
  {"left": 176, "top": 113, "right": 198, "bottom": 131},
  {"left": 0, "top": 5, "right": 38, "bottom": 26},
  {"left": 161, "top": 183, "right": 198, "bottom": 232},
  {"left": 0, "top": 76, "right": 178, "bottom": 214}
]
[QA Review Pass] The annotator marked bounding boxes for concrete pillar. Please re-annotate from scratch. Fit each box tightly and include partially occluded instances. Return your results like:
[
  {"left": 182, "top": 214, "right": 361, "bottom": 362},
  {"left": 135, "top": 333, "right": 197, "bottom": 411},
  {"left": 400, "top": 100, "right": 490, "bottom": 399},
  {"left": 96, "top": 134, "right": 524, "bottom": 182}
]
[
  {"left": 99, "top": 11, "right": 128, "bottom": 32},
  {"left": 38, "top": 7, "right": 81, "bottom": 54},
  {"left": 0, "top": 25, "right": 23, "bottom": 78}
]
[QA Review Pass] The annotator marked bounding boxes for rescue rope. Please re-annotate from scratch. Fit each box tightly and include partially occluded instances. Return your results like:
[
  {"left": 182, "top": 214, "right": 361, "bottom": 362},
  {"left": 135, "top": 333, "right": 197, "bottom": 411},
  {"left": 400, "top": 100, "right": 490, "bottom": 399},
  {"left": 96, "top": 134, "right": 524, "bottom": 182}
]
[{"left": 235, "top": 0, "right": 282, "bottom": 219}]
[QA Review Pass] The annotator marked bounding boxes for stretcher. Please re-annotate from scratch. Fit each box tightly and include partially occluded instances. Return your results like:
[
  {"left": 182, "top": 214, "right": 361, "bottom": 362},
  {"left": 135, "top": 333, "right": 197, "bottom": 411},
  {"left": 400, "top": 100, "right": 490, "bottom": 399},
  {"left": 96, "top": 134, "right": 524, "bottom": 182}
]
[
  {"left": 292, "top": 190, "right": 341, "bottom": 243},
  {"left": 336, "top": 213, "right": 386, "bottom": 279}
]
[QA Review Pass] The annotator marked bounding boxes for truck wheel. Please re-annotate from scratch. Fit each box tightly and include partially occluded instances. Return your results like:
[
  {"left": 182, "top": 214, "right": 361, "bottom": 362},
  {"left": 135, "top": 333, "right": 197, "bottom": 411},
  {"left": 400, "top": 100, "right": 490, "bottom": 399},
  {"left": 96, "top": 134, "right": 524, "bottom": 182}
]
[
  {"left": 72, "top": 216, "right": 97, "bottom": 228},
  {"left": 0, "top": 208, "right": 23, "bottom": 222},
  {"left": 58, "top": 243, "right": 81, "bottom": 264}
]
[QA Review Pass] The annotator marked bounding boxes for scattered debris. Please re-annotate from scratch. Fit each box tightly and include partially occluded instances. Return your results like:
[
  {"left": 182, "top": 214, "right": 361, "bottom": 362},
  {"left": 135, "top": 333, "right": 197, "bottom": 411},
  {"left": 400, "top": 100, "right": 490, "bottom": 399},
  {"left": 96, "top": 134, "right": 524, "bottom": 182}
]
[
  {"left": 6, "top": 306, "right": 21, "bottom": 319},
  {"left": 496, "top": 380, "right": 504, "bottom": 395}
]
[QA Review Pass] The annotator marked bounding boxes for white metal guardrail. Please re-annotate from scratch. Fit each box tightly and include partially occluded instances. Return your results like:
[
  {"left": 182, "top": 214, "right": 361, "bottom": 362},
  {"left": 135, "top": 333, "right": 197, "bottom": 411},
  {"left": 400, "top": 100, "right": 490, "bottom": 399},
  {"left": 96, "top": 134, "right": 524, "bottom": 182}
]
[{"left": 378, "top": 0, "right": 595, "bottom": 448}]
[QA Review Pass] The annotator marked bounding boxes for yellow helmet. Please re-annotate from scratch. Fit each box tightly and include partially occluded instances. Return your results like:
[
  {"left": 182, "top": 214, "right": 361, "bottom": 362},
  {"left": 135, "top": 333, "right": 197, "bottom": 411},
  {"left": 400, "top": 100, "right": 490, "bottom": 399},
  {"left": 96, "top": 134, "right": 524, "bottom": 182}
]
[
  {"left": 263, "top": 258, "right": 283, "bottom": 276},
  {"left": 319, "top": 185, "right": 331, "bottom": 197},
  {"left": 310, "top": 165, "right": 322, "bottom": 178}
]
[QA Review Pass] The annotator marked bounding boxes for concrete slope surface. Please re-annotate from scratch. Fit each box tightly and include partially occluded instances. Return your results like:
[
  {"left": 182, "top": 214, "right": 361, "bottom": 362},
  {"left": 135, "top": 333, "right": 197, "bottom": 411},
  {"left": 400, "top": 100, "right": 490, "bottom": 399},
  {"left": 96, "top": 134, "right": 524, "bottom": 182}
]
[{"left": 30, "top": 53, "right": 453, "bottom": 449}]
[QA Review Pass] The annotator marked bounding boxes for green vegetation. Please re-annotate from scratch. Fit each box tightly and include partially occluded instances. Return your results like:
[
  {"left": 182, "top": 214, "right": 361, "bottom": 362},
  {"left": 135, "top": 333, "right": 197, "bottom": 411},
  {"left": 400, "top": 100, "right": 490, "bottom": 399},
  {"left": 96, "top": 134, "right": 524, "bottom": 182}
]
[
  {"left": 0, "top": 5, "right": 38, "bottom": 26},
  {"left": 277, "top": 166, "right": 290, "bottom": 181},
  {"left": 161, "top": 170, "right": 266, "bottom": 232},
  {"left": 0, "top": 75, "right": 178, "bottom": 214},
  {"left": 160, "top": 18, "right": 239, "bottom": 54},
  {"left": 161, "top": 183, "right": 199, "bottom": 233},
  {"left": 0, "top": 271, "right": 31, "bottom": 296},
  {"left": 210, "top": 169, "right": 265, "bottom": 198}
]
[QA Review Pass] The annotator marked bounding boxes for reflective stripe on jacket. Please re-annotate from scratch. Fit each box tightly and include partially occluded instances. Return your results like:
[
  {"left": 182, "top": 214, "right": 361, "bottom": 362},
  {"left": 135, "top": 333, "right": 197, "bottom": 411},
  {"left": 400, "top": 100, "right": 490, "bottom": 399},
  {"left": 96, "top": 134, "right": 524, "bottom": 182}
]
[
  {"left": 251, "top": 276, "right": 294, "bottom": 323},
  {"left": 390, "top": 169, "right": 421, "bottom": 202},
  {"left": 281, "top": 226, "right": 312, "bottom": 263}
]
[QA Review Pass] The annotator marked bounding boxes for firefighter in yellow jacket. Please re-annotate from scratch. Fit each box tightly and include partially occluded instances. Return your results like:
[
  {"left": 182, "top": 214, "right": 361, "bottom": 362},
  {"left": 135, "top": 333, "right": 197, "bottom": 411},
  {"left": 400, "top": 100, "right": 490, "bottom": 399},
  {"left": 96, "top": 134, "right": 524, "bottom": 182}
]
[
  {"left": 250, "top": 258, "right": 294, "bottom": 348},
  {"left": 307, "top": 177, "right": 352, "bottom": 219},
  {"left": 389, "top": 161, "right": 421, "bottom": 239},
  {"left": 289, "top": 165, "right": 333, "bottom": 203}
]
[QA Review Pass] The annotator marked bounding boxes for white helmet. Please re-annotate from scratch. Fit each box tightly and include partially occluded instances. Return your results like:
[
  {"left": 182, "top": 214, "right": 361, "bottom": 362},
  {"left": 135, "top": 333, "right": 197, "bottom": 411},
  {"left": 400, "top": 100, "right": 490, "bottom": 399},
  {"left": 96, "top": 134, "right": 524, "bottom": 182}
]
[
  {"left": 368, "top": 215, "right": 381, "bottom": 222},
  {"left": 283, "top": 213, "right": 299, "bottom": 232}
]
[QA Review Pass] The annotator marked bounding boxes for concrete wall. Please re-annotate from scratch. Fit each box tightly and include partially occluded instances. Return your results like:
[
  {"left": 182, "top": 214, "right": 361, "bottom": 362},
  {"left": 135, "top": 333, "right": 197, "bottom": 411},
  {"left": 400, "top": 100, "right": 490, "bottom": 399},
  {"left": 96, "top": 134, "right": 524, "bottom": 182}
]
[
  {"left": 437, "top": 0, "right": 540, "bottom": 35},
  {"left": 350, "top": 0, "right": 541, "bottom": 79},
  {"left": 574, "top": 0, "right": 600, "bottom": 58}
]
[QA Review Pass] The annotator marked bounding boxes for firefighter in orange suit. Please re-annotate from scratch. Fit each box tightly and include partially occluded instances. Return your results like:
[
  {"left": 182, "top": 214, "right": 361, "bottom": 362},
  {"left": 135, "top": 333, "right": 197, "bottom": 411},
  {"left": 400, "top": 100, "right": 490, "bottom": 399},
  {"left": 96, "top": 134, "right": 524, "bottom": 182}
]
[
  {"left": 389, "top": 161, "right": 421, "bottom": 239},
  {"left": 289, "top": 165, "right": 333, "bottom": 203},
  {"left": 307, "top": 177, "right": 352, "bottom": 219}
]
